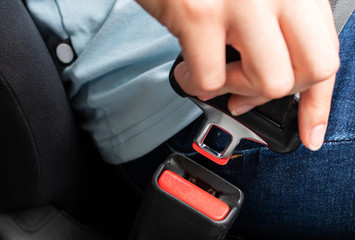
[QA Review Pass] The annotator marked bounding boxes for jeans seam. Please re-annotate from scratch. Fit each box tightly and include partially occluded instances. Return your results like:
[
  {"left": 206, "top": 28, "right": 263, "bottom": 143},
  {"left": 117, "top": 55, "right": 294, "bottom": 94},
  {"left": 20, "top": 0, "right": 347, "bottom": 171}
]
[{"left": 324, "top": 139, "right": 355, "bottom": 143}]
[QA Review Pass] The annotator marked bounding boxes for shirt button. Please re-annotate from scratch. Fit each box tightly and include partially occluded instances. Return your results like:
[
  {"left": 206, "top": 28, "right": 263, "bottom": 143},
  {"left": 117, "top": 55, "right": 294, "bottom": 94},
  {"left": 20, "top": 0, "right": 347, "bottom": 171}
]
[{"left": 55, "top": 42, "right": 75, "bottom": 64}]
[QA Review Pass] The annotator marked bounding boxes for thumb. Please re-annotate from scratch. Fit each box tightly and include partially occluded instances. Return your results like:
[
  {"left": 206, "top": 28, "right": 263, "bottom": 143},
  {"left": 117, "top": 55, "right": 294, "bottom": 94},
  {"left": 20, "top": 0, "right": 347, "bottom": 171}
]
[{"left": 298, "top": 76, "right": 336, "bottom": 151}]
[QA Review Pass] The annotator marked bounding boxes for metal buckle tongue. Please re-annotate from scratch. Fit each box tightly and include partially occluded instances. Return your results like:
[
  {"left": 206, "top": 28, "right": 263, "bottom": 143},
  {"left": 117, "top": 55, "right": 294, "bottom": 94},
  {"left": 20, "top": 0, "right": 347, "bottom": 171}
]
[
  {"left": 169, "top": 45, "right": 301, "bottom": 166},
  {"left": 191, "top": 98, "right": 266, "bottom": 165}
]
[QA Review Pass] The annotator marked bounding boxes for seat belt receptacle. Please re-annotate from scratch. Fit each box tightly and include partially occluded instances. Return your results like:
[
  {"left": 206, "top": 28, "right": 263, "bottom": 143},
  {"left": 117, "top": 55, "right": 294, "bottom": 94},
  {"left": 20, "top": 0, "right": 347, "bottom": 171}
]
[{"left": 129, "top": 153, "right": 244, "bottom": 240}]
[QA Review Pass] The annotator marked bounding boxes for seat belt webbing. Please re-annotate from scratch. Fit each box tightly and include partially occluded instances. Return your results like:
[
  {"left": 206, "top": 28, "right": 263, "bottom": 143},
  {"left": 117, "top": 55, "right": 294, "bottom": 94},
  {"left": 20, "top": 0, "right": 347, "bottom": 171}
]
[{"left": 332, "top": 0, "right": 355, "bottom": 34}]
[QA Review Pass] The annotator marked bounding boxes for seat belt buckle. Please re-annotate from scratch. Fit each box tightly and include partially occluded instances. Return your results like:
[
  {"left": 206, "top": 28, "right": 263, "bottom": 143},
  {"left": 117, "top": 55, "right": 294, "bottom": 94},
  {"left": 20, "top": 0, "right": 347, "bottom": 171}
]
[
  {"left": 129, "top": 153, "right": 244, "bottom": 240},
  {"left": 169, "top": 45, "right": 301, "bottom": 165}
]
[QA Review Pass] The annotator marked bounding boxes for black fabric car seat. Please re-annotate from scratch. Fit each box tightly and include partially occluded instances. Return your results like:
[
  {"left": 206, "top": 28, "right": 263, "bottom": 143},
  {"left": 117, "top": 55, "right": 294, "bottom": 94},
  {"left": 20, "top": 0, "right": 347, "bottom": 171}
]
[
  {"left": 0, "top": 3, "right": 142, "bottom": 239},
  {"left": 0, "top": 0, "right": 85, "bottom": 210}
]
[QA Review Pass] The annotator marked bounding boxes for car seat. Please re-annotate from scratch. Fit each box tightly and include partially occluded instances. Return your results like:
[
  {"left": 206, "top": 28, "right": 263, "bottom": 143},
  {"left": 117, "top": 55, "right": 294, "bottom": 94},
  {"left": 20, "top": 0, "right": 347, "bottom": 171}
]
[
  {"left": 0, "top": 0, "right": 141, "bottom": 239},
  {"left": 1, "top": 0, "right": 352, "bottom": 239}
]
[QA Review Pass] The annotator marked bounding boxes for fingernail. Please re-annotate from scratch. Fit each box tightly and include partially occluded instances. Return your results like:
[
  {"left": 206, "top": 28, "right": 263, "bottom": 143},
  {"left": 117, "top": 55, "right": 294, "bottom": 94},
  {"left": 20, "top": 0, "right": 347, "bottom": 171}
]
[
  {"left": 308, "top": 124, "right": 326, "bottom": 151},
  {"left": 199, "top": 95, "right": 215, "bottom": 101},
  {"left": 174, "top": 62, "right": 189, "bottom": 80},
  {"left": 231, "top": 105, "right": 254, "bottom": 116}
]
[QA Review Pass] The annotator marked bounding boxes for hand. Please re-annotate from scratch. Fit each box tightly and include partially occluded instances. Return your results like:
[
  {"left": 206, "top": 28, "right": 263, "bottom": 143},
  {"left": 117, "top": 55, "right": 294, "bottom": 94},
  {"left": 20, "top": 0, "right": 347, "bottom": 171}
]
[{"left": 137, "top": 0, "right": 340, "bottom": 151}]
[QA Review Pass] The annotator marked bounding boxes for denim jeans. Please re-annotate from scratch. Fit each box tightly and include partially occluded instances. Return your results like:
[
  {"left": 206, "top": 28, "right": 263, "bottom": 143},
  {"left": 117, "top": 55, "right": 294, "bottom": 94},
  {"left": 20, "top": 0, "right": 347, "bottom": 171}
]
[{"left": 122, "top": 12, "right": 355, "bottom": 240}]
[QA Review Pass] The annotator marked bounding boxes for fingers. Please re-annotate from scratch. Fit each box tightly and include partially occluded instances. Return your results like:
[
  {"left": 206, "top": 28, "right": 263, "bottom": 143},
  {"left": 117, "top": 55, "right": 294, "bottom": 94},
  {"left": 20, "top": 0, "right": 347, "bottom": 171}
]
[
  {"left": 314, "top": 0, "right": 339, "bottom": 47},
  {"left": 164, "top": 0, "right": 339, "bottom": 153},
  {"left": 226, "top": 0, "right": 339, "bottom": 119},
  {"left": 172, "top": 2, "right": 227, "bottom": 100},
  {"left": 225, "top": 2, "right": 294, "bottom": 100},
  {"left": 223, "top": 7, "right": 294, "bottom": 114},
  {"left": 220, "top": 2, "right": 294, "bottom": 114},
  {"left": 279, "top": 0, "right": 340, "bottom": 85},
  {"left": 298, "top": 75, "right": 336, "bottom": 151},
  {"left": 230, "top": 74, "right": 336, "bottom": 151},
  {"left": 228, "top": 94, "right": 269, "bottom": 116},
  {"left": 174, "top": 0, "right": 339, "bottom": 103},
  {"left": 276, "top": 0, "right": 339, "bottom": 151}
]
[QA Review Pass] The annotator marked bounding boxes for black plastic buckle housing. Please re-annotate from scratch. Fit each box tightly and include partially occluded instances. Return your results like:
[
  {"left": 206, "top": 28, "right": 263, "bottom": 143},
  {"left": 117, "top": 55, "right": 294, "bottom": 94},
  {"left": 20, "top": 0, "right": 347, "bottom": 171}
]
[
  {"left": 169, "top": 46, "right": 301, "bottom": 165},
  {"left": 129, "top": 153, "right": 244, "bottom": 240}
]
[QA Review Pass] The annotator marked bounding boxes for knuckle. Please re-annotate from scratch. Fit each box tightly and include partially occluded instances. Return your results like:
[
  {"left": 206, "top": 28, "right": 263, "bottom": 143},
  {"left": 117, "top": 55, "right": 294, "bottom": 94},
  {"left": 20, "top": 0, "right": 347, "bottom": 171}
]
[
  {"left": 305, "top": 54, "right": 340, "bottom": 82},
  {"left": 257, "top": 74, "right": 294, "bottom": 99},
  {"left": 182, "top": 0, "right": 216, "bottom": 20},
  {"left": 194, "top": 76, "right": 224, "bottom": 93},
  {"left": 301, "top": 96, "right": 331, "bottom": 117}
]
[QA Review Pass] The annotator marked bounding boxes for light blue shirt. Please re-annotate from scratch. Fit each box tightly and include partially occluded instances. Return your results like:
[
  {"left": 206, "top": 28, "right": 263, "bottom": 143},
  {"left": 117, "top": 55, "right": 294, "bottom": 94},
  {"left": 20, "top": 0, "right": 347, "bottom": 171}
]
[{"left": 26, "top": 0, "right": 201, "bottom": 164}]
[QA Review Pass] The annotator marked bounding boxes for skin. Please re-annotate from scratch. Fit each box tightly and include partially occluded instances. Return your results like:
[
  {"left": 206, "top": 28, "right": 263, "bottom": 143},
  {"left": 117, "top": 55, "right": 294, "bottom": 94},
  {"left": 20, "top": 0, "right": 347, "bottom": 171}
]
[{"left": 136, "top": 0, "right": 340, "bottom": 151}]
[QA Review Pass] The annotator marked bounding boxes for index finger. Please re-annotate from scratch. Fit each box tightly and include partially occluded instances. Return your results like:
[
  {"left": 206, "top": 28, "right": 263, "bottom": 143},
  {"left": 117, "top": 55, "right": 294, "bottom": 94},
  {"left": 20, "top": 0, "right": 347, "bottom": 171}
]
[{"left": 174, "top": 19, "right": 226, "bottom": 99}]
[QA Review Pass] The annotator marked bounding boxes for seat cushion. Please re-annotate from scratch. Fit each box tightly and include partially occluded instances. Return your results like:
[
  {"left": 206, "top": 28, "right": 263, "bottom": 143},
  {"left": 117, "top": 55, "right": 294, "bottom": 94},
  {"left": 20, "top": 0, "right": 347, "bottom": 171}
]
[{"left": 0, "top": 0, "right": 83, "bottom": 210}]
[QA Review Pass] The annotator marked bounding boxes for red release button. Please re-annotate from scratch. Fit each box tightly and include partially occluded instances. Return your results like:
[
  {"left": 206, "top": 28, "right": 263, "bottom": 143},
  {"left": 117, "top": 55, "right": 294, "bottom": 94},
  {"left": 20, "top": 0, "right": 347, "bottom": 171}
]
[{"left": 158, "top": 170, "right": 230, "bottom": 221}]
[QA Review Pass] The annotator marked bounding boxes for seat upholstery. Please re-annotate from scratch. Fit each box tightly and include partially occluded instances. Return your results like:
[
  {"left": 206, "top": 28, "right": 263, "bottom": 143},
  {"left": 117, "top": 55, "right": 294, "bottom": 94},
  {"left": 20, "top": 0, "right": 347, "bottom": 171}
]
[{"left": 0, "top": 0, "right": 83, "bottom": 210}]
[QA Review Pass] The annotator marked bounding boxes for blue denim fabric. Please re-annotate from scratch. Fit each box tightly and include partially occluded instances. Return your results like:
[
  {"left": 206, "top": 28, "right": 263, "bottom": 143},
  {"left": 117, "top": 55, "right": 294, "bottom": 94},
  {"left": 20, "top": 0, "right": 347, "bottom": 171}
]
[{"left": 122, "top": 11, "right": 354, "bottom": 239}]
